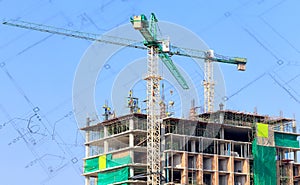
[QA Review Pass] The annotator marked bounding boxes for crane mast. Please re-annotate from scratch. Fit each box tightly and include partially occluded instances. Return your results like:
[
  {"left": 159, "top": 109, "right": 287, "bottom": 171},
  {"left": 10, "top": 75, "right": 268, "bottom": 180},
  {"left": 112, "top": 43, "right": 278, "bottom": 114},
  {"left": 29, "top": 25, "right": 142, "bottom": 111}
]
[
  {"left": 204, "top": 52, "right": 246, "bottom": 112},
  {"left": 204, "top": 50, "right": 215, "bottom": 112},
  {"left": 131, "top": 13, "right": 162, "bottom": 185},
  {"left": 146, "top": 46, "right": 161, "bottom": 185}
]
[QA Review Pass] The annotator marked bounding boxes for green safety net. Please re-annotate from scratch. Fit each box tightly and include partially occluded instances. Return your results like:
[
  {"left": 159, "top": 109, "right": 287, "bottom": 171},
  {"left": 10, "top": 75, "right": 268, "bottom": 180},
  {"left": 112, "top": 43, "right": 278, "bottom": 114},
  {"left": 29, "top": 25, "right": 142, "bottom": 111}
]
[
  {"left": 106, "top": 154, "right": 132, "bottom": 168},
  {"left": 84, "top": 157, "right": 99, "bottom": 173},
  {"left": 275, "top": 132, "right": 299, "bottom": 148},
  {"left": 252, "top": 138, "right": 277, "bottom": 185},
  {"left": 84, "top": 154, "right": 132, "bottom": 185},
  {"left": 98, "top": 167, "right": 129, "bottom": 185},
  {"left": 84, "top": 154, "right": 132, "bottom": 173}
]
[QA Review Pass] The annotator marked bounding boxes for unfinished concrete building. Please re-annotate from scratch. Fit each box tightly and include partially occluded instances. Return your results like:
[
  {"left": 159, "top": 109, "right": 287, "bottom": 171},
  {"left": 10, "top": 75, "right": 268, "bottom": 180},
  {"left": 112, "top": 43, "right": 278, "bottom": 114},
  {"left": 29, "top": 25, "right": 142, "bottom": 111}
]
[{"left": 81, "top": 110, "right": 300, "bottom": 185}]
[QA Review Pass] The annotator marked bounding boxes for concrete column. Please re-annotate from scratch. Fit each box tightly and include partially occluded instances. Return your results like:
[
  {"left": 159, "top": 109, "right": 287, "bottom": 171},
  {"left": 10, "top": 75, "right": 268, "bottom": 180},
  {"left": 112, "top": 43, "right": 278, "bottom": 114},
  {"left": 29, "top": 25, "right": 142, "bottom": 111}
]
[
  {"left": 244, "top": 144, "right": 248, "bottom": 158},
  {"left": 129, "top": 127, "right": 135, "bottom": 183},
  {"left": 161, "top": 120, "right": 165, "bottom": 151},
  {"left": 85, "top": 176, "right": 90, "bottom": 185},
  {"left": 129, "top": 133, "right": 134, "bottom": 147},
  {"left": 212, "top": 155, "right": 218, "bottom": 185},
  {"left": 104, "top": 141, "right": 108, "bottom": 153},
  {"left": 220, "top": 143, "right": 225, "bottom": 155},
  {"left": 129, "top": 118, "right": 134, "bottom": 130},
  {"left": 85, "top": 144, "right": 90, "bottom": 157},
  {"left": 164, "top": 153, "right": 169, "bottom": 182},
  {"left": 85, "top": 131, "right": 90, "bottom": 157},
  {"left": 219, "top": 111, "right": 224, "bottom": 124},
  {"left": 228, "top": 156, "right": 234, "bottom": 185},
  {"left": 241, "top": 144, "right": 243, "bottom": 157},
  {"left": 181, "top": 152, "right": 188, "bottom": 184},
  {"left": 130, "top": 167, "right": 134, "bottom": 178},
  {"left": 103, "top": 126, "right": 108, "bottom": 153},
  {"left": 196, "top": 154, "right": 203, "bottom": 184},
  {"left": 292, "top": 120, "right": 296, "bottom": 132},
  {"left": 220, "top": 128, "right": 224, "bottom": 139},
  {"left": 104, "top": 125, "right": 108, "bottom": 137},
  {"left": 243, "top": 159, "right": 250, "bottom": 185},
  {"left": 161, "top": 120, "right": 166, "bottom": 180},
  {"left": 191, "top": 140, "right": 196, "bottom": 152},
  {"left": 85, "top": 118, "right": 91, "bottom": 157}
]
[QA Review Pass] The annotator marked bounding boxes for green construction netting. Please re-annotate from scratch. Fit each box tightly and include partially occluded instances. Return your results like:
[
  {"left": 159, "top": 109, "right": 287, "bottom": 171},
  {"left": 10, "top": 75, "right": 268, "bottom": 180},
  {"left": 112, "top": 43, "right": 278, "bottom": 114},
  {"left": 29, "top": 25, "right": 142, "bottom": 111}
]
[
  {"left": 98, "top": 167, "right": 129, "bottom": 185},
  {"left": 84, "top": 157, "right": 99, "bottom": 173},
  {"left": 84, "top": 154, "right": 131, "bottom": 174},
  {"left": 106, "top": 154, "right": 132, "bottom": 168},
  {"left": 275, "top": 132, "right": 299, "bottom": 148},
  {"left": 252, "top": 138, "right": 277, "bottom": 185}
]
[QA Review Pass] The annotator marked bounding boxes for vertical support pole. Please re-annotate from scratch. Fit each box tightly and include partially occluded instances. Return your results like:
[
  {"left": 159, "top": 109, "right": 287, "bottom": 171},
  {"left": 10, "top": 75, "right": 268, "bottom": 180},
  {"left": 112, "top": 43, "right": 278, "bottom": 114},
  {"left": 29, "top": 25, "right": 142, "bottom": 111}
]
[
  {"left": 85, "top": 177, "right": 90, "bottom": 185},
  {"left": 212, "top": 155, "right": 218, "bottom": 185},
  {"left": 146, "top": 46, "right": 161, "bottom": 185},
  {"left": 191, "top": 140, "right": 196, "bottom": 152},
  {"left": 129, "top": 118, "right": 135, "bottom": 182},
  {"left": 129, "top": 133, "right": 134, "bottom": 147},
  {"left": 203, "top": 50, "right": 215, "bottom": 113},
  {"left": 228, "top": 155, "right": 234, "bottom": 185},
  {"left": 161, "top": 120, "right": 166, "bottom": 183},
  {"left": 85, "top": 118, "right": 90, "bottom": 185},
  {"left": 197, "top": 154, "right": 203, "bottom": 184},
  {"left": 181, "top": 152, "right": 188, "bottom": 184},
  {"left": 103, "top": 125, "right": 108, "bottom": 153},
  {"left": 85, "top": 117, "right": 91, "bottom": 157},
  {"left": 129, "top": 118, "right": 134, "bottom": 130},
  {"left": 165, "top": 152, "right": 169, "bottom": 183}
]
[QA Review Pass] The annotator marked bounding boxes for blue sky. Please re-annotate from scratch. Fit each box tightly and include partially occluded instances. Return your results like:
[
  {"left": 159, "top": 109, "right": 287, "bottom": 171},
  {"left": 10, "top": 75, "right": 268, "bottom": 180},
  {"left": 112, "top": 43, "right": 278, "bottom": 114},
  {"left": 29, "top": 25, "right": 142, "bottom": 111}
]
[{"left": 1, "top": 0, "right": 300, "bottom": 184}]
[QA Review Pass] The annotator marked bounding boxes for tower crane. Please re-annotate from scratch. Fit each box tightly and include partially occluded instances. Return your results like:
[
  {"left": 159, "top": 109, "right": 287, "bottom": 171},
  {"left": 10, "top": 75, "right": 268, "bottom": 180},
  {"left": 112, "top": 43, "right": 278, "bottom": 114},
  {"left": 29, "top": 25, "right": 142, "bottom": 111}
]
[
  {"left": 131, "top": 13, "right": 164, "bottom": 185},
  {"left": 3, "top": 13, "right": 247, "bottom": 185}
]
